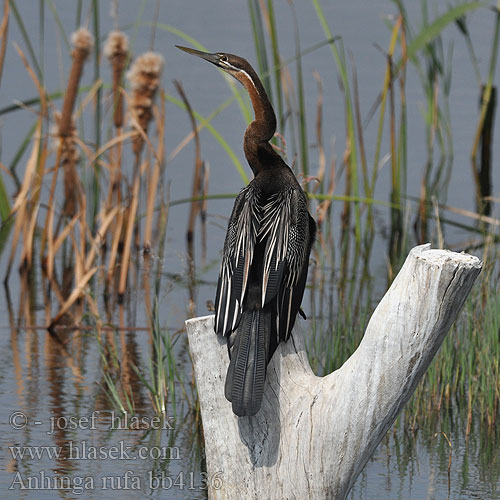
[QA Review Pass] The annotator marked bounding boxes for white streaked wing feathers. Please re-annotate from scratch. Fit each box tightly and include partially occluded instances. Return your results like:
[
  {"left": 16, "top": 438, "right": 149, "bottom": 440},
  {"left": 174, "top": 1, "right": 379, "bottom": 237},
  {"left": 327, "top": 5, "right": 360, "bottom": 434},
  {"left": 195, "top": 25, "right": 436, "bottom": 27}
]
[
  {"left": 215, "top": 185, "right": 309, "bottom": 343},
  {"left": 214, "top": 187, "right": 260, "bottom": 335},
  {"left": 260, "top": 189, "right": 309, "bottom": 341}
]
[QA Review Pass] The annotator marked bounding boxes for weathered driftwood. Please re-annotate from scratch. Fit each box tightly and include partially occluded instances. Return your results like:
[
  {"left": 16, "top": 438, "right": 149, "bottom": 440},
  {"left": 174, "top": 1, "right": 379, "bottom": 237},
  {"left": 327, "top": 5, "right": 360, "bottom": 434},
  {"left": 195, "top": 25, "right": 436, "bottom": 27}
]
[{"left": 186, "top": 244, "right": 481, "bottom": 500}]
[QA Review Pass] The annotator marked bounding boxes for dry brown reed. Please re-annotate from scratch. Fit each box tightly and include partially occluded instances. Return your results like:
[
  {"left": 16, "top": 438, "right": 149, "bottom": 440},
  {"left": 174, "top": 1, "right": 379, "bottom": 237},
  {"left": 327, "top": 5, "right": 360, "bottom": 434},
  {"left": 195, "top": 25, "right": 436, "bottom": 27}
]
[
  {"left": 312, "top": 71, "right": 325, "bottom": 192},
  {"left": 6, "top": 27, "right": 167, "bottom": 329},
  {"left": 175, "top": 80, "right": 204, "bottom": 316},
  {"left": 114, "top": 52, "right": 164, "bottom": 300},
  {"left": 200, "top": 162, "right": 209, "bottom": 265},
  {"left": 52, "top": 114, "right": 82, "bottom": 218},
  {"left": 476, "top": 85, "right": 496, "bottom": 216},
  {"left": 116, "top": 159, "right": 140, "bottom": 300},
  {"left": 59, "top": 28, "right": 94, "bottom": 137},
  {"left": 0, "top": 0, "right": 9, "bottom": 88},
  {"left": 104, "top": 30, "right": 129, "bottom": 129},
  {"left": 143, "top": 98, "right": 166, "bottom": 252},
  {"left": 6, "top": 44, "right": 47, "bottom": 281},
  {"left": 102, "top": 31, "right": 130, "bottom": 295},
  {"left": 54, "top": 27, "right": 93, "bottom": 256}
]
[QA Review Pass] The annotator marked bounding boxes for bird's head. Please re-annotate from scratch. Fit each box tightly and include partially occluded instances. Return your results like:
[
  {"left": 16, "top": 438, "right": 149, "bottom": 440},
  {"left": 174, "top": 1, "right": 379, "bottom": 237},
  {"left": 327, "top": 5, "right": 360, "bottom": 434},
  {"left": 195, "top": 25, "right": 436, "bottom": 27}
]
[{"left": 176, "top": 45, "right": 260, "bottom": 94}]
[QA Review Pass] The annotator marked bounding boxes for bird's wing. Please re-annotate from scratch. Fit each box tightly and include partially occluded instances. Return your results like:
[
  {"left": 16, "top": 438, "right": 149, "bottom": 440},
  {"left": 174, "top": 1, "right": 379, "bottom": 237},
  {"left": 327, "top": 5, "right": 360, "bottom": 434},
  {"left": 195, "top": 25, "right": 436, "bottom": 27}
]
[
  {"left": 259, "top": 188, "right": 311, "bottom": 342},
  {"left": 214, "top": 186, "right": 261, "bottom": 336}
]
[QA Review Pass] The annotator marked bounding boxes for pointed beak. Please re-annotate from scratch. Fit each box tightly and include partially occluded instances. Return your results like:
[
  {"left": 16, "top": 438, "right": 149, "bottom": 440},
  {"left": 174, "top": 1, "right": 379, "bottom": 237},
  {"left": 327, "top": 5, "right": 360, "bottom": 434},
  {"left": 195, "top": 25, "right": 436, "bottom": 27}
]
[{"left": 176, "top": 45, "right": 221, "bottom": 67}]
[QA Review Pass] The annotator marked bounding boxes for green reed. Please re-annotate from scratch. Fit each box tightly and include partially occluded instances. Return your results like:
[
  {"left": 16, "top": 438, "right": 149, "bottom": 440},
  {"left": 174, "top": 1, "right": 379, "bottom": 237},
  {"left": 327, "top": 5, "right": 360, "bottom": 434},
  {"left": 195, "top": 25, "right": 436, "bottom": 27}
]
[
  {"left": 99, "top": 302, "right": 187, "bottom": 420},
  {"left": 407, "top": 254, "right": 500, "bottom": 431}
]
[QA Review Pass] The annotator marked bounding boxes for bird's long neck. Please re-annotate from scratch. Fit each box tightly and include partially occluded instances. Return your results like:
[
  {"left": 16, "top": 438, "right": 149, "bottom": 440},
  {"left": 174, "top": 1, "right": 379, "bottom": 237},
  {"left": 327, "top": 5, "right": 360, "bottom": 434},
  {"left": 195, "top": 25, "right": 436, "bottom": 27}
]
[{"left": 234, "top": 67, "right": 279, "bottom": 175}]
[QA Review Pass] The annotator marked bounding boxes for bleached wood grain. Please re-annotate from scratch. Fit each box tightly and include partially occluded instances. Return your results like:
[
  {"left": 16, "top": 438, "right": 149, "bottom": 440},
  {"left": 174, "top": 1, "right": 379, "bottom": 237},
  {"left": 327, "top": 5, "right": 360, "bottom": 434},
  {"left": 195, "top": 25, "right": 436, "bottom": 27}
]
[{"left": 186, "top": 244, "right": 481, "bottom": 499}]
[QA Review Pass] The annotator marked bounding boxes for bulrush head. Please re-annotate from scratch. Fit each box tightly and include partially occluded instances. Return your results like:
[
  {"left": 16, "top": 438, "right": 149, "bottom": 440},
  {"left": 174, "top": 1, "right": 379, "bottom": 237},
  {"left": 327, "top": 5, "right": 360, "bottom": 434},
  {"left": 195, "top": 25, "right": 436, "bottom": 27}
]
[
  {"left": 103, "top": 30, "right": 129, "bottom": 59},
  {"left": 104, "top": 31, "right": 129, "bottom": 128},
  {"left": 127, "top": 52, "right": 164, "bottom": 156},
  {"left": 59, "top": 28, "right": 94, "bottom": 137},
  {"left": 71, "top": 28, "right": 94, "bottom": 54}
]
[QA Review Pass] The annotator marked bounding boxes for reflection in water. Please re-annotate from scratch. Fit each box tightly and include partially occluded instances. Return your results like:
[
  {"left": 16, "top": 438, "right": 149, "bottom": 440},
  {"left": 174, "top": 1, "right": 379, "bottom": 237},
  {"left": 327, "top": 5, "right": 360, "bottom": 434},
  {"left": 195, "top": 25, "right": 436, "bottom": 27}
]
[
  {"left": 45, "top": 332, "right": 75, "bottom": 475},
  {"left": 350, "top": 413, "right": 499, "bottom": 500},
  {"left": 4, "top": 312, "right": 206, "bottom": 499}
]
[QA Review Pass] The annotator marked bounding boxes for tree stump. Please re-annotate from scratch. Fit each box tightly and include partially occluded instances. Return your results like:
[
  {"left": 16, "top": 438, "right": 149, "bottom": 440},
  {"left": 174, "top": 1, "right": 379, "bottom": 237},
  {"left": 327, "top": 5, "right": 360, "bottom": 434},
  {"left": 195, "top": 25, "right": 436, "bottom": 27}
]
[{"left": 186, "top": 244, "right": 481, "bottom": 499}]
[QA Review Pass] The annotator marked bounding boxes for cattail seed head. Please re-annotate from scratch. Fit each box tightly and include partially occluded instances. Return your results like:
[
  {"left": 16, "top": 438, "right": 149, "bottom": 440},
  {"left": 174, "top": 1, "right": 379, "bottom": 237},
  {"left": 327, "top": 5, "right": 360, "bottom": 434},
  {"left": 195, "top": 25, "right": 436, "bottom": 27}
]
[
  {"left": 71, "top": 28, "right": 94, "bottom": 55},
  {"left": 104, "top": 31, "right": 129, "bottom": 128},
  {"left": 127, "top": 52, "right": 164, "bottom": 155},
  {"left": 104, "top": 30, "right": 129, "bottom": 59},
  {"left": 59, "top": 28, "right": 94, "bottom": 137}
]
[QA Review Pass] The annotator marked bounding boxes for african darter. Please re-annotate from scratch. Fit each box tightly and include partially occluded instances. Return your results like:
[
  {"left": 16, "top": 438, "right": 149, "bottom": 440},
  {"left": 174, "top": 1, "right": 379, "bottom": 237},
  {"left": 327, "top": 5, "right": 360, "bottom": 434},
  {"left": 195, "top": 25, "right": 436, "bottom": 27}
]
[{"left": 177, "top": 46, "right": 316, "bottom": 416}]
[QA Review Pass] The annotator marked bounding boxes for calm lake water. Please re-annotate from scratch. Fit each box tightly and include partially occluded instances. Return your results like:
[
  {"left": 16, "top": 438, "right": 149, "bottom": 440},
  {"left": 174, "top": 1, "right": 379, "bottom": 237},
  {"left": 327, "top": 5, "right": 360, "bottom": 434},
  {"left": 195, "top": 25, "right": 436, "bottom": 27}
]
[{"left": 1, "top": 1, "right": 499, "bottom": 498}]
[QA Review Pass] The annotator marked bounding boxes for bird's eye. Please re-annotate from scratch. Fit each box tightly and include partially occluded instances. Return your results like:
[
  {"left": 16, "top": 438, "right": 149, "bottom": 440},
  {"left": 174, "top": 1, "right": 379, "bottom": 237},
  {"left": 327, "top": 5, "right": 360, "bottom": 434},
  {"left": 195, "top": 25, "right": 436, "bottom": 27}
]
[{"left": 218, "top": 54, "right": 228, "bottom": 63}]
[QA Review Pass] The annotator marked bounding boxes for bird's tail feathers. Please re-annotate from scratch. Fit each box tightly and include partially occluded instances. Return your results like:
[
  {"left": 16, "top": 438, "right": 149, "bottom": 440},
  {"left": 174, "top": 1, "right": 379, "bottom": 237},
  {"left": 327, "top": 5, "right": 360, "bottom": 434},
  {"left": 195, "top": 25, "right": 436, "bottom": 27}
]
[{"left": 224, "top": 308, "right": 271, "bottom": 416}]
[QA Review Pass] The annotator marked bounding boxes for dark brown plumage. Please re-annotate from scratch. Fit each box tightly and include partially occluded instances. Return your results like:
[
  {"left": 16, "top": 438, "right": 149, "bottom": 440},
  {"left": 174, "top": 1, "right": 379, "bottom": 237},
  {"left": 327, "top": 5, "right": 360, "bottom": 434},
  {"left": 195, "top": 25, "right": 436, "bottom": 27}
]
[{"left": 177, "top": 46, "right": 316, "bottom": 416}]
